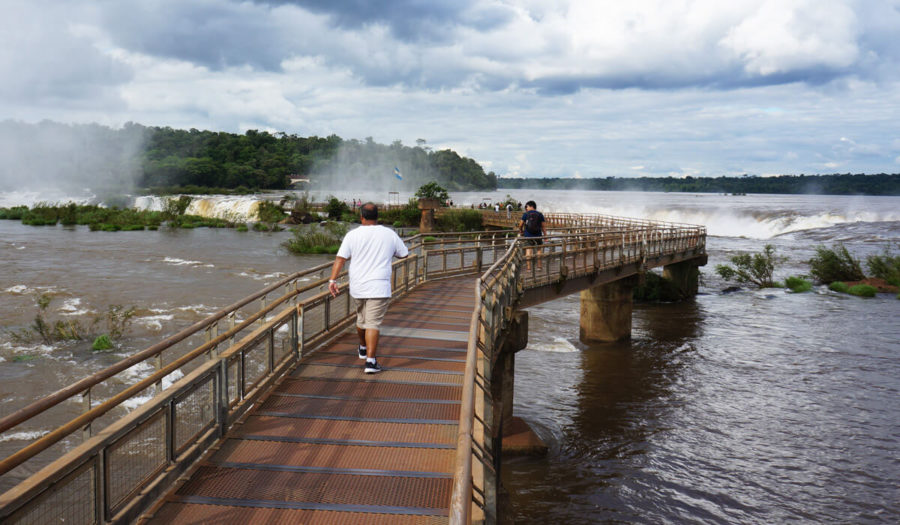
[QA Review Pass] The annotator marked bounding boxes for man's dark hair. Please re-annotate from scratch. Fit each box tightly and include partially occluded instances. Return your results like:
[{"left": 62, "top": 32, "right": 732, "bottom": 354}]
[
  {"left": 360, "top": 202, "right": 378, "bottom": 220},
  {"left": 525, "top": 200, "right": 537, "bottom": 209}
]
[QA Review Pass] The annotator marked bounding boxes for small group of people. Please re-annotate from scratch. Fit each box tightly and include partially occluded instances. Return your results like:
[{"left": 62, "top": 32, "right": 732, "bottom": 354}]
[{"left": 327, "top": 199, "right": 546, "bottom": 373}]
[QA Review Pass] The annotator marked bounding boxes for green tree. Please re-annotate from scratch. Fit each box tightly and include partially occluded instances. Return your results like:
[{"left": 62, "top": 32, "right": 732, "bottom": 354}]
[
  {"left": 715, "top": 244, "right": 785, "bottom": 288},
  {"left": 808, "top": 244, "right": 865, "bottom": 283},
  {"left": 415, "top": 182, "right": 450, "bottom": 203}
]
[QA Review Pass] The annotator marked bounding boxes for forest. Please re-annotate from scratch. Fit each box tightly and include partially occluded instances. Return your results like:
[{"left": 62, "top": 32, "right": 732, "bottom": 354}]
[
  {"left": 497, "top": 173, "right": 900, "bottom": 195},
  {"left": 0, "top": 120, "right": 498, "bottom": 193}
]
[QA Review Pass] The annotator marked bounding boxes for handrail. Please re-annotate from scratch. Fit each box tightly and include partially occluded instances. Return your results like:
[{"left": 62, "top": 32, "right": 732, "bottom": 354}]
[
  {"left": 0, "top": 216, "right": 708, "bottom": 525},
  {"left": 450, "top": 280, "right": 483, "bottom": 523},
  {"left": 0, "top": 233, "right": 439, "bottom": 437},
  {"left": 447, "top": 217, "right": 707, "bottom": 523},
  {"left": 0, "top": 261, "right": 329, "bottom": 435}
]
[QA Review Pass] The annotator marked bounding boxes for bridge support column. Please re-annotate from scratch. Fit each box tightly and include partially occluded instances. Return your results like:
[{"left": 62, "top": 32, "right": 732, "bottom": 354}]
[
  {"left": 662, "top": 256, "right": 707, "bottom": 299},
  {"left": 491, "top": 312, "right": 547, "bottom": 459},
  {"left": 579, "top": 276, "right": 637, "bottom": 343},
  {"left": 417, "top": 198, "right": 440, "bottom": 233}
]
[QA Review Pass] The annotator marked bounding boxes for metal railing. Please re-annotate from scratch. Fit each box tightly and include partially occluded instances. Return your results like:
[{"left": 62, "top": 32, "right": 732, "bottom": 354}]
[
  {"left": 0, "top": 230, "right": 514, "bottom": 525},
  {"left": 448, "top": 220, "right": 706, "bottom": 525},
  {"left": 0, "top": 215, "right": 706, "bottom": 525}
]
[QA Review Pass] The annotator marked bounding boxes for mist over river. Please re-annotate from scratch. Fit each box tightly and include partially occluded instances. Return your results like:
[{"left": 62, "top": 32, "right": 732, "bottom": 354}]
[{"left": 1, "top": 190, "right": 898, "bottom": 522}]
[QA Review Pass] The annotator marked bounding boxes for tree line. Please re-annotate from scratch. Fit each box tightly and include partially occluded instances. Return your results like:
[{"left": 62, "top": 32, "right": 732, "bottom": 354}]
[
  {"left": 0, "top": 120, "right": 497, "bottom": 193},
  {"left": 498, "top": 173, "right": 900, "bottom": 195}
]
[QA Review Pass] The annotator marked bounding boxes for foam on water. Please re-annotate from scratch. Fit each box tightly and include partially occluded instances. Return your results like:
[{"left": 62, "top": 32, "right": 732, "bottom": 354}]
[
  {"left": 58, "top": 298, "right": 92, "bottom": 316},
  {"left": 1, "top": 342, "right": 58, "bottom": 356},
  {"left": 137, "top": 314, "right": 175, "bottom": 331},
  {"left": 552, "top": 203, "right": 900, "bottom": 239},
  {"left": 4, "top": 285, "right": 28, "bottom": 294},
  {"left": 0, "top": 190, "right": 95, "bottom": 208},
  {"left": 532, "top": 337, "right": 579, "bottom": 353},
  {"left": 162, "top": 257, "right": 213, "bottom": 268},
  {"left": 0, "top": 430, "right": 50, "bottom": 443},
  {"left": 119, "top": 369, "right": 185, "bottom": 410},
  {"left": 238, "top": 271, "right": 288, "bottom": 281}
]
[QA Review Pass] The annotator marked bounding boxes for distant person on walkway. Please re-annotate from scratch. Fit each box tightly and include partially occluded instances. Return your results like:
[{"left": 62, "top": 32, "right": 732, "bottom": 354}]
[
  {"left": 506, "top": 203, "right": 512, "bottom": 219},
  {"left": 517, "top": 200, "right": 546, "bottom": 271},
  {"left": 328, "top": 203, "right": 408, "bottom": 373}
]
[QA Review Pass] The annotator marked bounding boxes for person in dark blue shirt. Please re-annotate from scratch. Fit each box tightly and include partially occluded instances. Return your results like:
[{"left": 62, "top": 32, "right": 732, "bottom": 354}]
[{"left": 517, "top": 200, "right": 546, "bottom": 271}]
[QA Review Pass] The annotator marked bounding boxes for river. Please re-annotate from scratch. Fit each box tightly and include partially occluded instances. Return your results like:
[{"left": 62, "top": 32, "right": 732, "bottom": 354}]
[{"left": 1, "top": 189, "right": 898, "bottom": 523}]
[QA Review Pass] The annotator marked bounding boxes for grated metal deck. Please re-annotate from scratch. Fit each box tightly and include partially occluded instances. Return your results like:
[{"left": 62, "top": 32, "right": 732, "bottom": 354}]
[{"left": 143, "top": 278, "right": 475, "bottom": 524}]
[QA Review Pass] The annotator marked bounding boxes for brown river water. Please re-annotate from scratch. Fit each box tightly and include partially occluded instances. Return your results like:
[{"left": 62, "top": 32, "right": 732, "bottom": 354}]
[{"left": 1, "top": 190, "right": 898, "bottom": 523}]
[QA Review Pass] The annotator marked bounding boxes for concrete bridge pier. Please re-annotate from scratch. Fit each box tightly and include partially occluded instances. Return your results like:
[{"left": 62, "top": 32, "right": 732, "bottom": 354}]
[
  {"left": 662, "top": 256, "right": 707, "bottom": 299},
  {"left": 485, "top": 311, "right": 547, "bottom": 523},
  {"left": 579, "top": 276, "right": 637, "bottom": 343}
]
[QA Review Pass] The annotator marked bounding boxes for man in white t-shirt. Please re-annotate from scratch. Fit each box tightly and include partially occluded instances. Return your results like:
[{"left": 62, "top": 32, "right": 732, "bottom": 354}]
[{"left": 328, "top": 203, "right": 409, "bottom": 373}]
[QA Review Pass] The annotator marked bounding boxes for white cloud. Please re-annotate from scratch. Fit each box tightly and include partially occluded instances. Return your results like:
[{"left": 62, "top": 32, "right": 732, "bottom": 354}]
[
  {"left": 720, "top": 0, "right": 859, "bottom": 76},
  {"left": 0, "top": 0, "right": 898, "bottom": 179}
]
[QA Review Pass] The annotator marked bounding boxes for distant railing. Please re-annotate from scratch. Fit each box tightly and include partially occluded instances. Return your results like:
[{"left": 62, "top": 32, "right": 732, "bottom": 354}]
[{"left": 0, "top": 214, "right": 706, "bottom": 525}]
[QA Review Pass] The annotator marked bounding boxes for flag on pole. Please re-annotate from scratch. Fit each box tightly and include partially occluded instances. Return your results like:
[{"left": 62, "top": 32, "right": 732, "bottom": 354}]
[{"left": 394, "top": 166, "right": 402, "bottom": 180}]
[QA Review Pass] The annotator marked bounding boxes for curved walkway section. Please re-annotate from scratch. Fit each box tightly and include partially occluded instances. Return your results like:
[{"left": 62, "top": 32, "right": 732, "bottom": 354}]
[{"left": 143, "top": 278, "right": 476, "bottom": 525}]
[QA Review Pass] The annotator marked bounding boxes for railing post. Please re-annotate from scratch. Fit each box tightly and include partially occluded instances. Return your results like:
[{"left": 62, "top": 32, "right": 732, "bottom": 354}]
[
  {"left": 476, "top": 246, "right": 483, "bottom": 273},
  {"left": 267, "top": 328, "right": 275, "bottom": 374},
  {"left": 297, "top": 305, "right": 305, "bottom": 359},
  {"left": 81, "top": 388, "right": 91, "bottom": 441},
  {"left": 217, "top": 359, "right": 228, "bottom": 436},
  {"left": 155, "top": 354, "right": 164, "bottom": 395},
  {"left": 291, "top": 307, "right": 299, "bottom": 361},
  {"left": 258, "top": 296, "right": 267, "bottom": 327}
]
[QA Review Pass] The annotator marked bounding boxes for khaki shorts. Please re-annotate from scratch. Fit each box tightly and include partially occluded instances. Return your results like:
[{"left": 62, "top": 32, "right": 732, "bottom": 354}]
[{"left": 354, "top": 297, "right": 390, "bottom": 330}]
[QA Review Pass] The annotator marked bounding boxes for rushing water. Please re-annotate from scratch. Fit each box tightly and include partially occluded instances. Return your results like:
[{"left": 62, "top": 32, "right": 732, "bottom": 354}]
[{"left": 1, "top": 190, "right": 898, "bottom": 522}]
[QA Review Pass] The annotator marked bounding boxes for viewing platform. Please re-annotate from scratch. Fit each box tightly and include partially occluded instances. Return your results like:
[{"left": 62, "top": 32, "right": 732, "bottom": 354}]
[{"left": 0, "top": 212, "right": 706, "bottom": 524}]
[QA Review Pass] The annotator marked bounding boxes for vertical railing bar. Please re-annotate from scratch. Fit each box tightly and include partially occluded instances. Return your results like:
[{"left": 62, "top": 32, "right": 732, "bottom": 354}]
[
  {"left": 93, "top": 454, "right": 103, "bottom": 525},
  {"left": 81, "top": 387, "right": 92, "bottom": 441}
]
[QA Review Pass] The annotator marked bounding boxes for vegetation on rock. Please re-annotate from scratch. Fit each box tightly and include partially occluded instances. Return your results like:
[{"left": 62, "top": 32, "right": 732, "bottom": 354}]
[
  {"left": 848, "top": 284, "right": 878, "bottom": 297},
  {"left": 809, "top": 244, "right": 865, "bottom": 283},
  {"left": 784, "top": 276, "right": 813, "bottom": 293},
  {"left": 6, "top": 295, "right": 135, "bottom": 349},
  {"left": 866, "top": 246, "right": 900, "bottom": 286},
  {"left": 715, "top": 244, "right": 785, "bottom": 288},
  {"left": 435, "top": 209, "right": 484, "bottom": 232},
  {"left": 283, "top": 222, "right": 349, "bottom": 254}
]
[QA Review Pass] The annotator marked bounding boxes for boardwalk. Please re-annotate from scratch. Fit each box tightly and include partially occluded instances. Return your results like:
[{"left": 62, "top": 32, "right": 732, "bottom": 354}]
[
  {"left": 0, "top": 217, "right": 706, "bottom": 525},
  {"left": 145, "top": 278, "right": 475, "bottom": 524}
]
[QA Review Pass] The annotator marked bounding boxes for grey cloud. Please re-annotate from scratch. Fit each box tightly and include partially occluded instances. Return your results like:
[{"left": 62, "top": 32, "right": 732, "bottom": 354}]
[
  {"left": 254, "top": 0, "right": 511, "bottom": 42},
  {"left": 0, "top": 1, "right": 132, "bottom": 107},
  {"left": 83, "top": 0, "right": 900, "bottom": 95},
  {"left": 100, "top": 2, "right": 288, "bottom": 71}
]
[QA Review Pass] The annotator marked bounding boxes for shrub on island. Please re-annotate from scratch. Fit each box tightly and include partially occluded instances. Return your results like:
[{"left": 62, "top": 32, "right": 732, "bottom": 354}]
[
  {"left": 828, "top": 281, "right": 850, "bottom": 293},
  {"left": 784, "top": 276, "right": 813, "bottom": 293},
  {"left": 848, "top": 284, "right": 877, "bottom": 298},
  {"left": 809, "top": 244, "right": 865, "bottom": 283},
  {"left": 715, "top": 244, "right": 785, "bottom": 288},
  {"left": 866, "top": 246, "right": 900, "bottom": 287},
  {"left": 283, "top": 222, "right": 349, "bottom": 254}
]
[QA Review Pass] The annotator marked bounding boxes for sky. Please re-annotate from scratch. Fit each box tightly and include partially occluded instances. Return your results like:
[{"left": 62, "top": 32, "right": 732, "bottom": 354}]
[{"left": 1, "top": 0, "right": 899, "bottom": 179}]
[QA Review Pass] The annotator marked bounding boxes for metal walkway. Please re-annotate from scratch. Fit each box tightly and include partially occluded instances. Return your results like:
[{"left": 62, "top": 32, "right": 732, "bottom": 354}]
[
  {"left": 1, "top": 216, "right": 707, "bottom": 525},
  {"left": 143, "top": 278, "right": 476, "bottom": 524}
]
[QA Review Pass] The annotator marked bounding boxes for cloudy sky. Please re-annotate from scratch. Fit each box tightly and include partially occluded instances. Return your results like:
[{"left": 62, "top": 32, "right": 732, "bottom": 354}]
[{"left": 2, "top": 0, "right": 899, "bottom": 178}]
